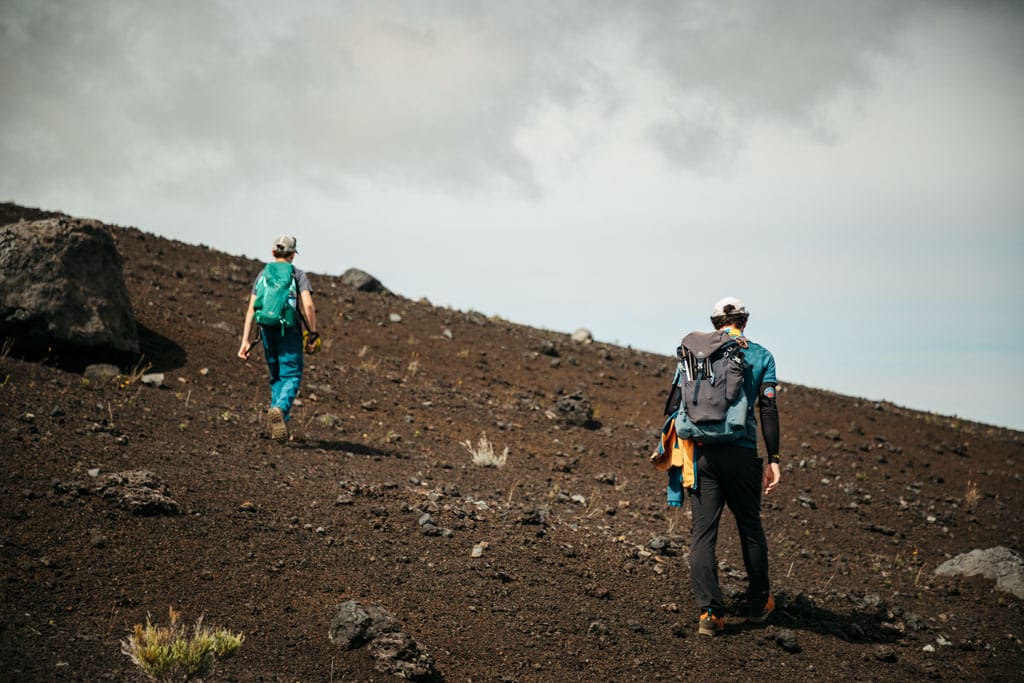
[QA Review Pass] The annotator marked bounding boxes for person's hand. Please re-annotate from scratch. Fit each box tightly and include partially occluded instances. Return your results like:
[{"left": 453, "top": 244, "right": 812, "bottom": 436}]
[
  {"left": 238, "top": 338, "right": 256, "bottom": 360},
  {"left": 763, "top": 461, "right": 781, "bottom": 495},
  {"left": 303, "top": 331, "right": 321, "bottom": 354}
]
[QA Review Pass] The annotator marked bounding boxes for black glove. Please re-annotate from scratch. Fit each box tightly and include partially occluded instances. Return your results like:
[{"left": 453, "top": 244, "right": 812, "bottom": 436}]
[{"left": 303, "top": 331, "right": 322, "bottom": 354}]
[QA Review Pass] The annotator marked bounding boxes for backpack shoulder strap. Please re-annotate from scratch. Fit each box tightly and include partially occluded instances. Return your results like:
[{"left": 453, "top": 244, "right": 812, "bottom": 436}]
[{"left": 293, "top": 271, "right": 310, "bottom": 332}]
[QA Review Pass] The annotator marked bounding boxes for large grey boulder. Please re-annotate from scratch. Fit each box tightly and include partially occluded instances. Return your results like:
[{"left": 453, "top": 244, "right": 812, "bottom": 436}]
[
  {"left": 934, "top": 547, "right": 1024, "bottom": 599},
  {"left": 0, "top": 218, "right": 139, "bottom": 353},
  {"left": 340, "top": 268, "right": 389, "bottom": 294}
]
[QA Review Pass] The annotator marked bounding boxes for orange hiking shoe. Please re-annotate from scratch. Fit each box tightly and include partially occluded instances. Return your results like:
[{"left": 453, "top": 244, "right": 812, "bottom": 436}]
[
  {"left": 698, "top": 609, "right": 725, "bottom": 636},
  {"left": 749, "top": 595, "right": 775, "bottom": 624},
  {"left": 268, "top": 407, "right": 288, "bottom": 441}
]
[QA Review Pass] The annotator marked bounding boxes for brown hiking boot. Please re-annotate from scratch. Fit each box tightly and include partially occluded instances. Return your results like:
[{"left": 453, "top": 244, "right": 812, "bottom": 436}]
[
  {"left": 698, "top": 609, "right": 725, "bottom": 636},
  {"left": 267, "top": 407, "right": 288, "bottom": 441}
]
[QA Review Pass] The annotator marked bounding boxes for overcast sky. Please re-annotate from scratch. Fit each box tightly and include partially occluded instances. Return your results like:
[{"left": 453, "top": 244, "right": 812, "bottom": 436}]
[{"left": 2, "top": 1, "right": 1022, "bottom": 430}]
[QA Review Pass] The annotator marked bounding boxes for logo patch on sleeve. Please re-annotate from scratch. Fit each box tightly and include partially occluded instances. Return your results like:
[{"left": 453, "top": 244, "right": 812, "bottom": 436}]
[{"left": 763, "top": 386, "right": 776, "bottom": 399}]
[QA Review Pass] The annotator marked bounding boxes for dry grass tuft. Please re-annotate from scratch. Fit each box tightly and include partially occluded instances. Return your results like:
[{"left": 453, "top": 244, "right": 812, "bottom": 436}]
[
  {"left": 463, "top": 432, "right": 508, "bottom": 468},
  {"left": 964, "top": 480, "right": 980, "bottom": 509}
]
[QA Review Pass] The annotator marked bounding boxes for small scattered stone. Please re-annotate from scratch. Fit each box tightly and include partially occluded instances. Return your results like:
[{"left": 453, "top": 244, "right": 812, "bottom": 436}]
[
  {"left": 874, "top": 645, "right": 898, "bottom": 663},
  {"left": 538, "top": 341, "right": 559, "bottom": 357},
  {"left": 571, "top": 328, "right": 593, "bottom": 344},
  {"left": 367, "top": 630, "right": 436, "bottom": 680},
  {"left": 89, "top": 530, "right": 107, "bottom": 548},
  {"left": 775, "top": 629, "right": 801, "bottom": 653},
  {"left": 798, "top": 495, "right": 817, "bottom": 509},
  {"left": 520, "top": 506, "right": 550, "bottom": 526},
  {"left": 84, "top": 364, "right": 121, "bottom": 383}
]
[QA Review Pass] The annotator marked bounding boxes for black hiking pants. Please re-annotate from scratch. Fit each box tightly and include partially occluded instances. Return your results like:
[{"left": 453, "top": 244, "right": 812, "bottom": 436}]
[{"left": 687, "top": 443, "right": 770, "bottom": 614}]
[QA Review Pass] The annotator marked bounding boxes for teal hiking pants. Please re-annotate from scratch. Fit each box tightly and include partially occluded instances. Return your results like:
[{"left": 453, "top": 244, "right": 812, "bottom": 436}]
[{"left": 260, "top": 324, "right": 303, "bottom": 420}]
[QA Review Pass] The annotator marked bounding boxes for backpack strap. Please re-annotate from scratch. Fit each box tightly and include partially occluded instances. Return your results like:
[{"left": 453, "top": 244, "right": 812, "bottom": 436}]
[{"left": 292, "top": 273, "right": 310, "bottom": 332}]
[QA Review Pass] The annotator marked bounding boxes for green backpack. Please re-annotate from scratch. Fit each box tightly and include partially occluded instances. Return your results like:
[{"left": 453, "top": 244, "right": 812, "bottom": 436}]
[{"left": 253, "top": 262, "right": 299, "bottom": 331}]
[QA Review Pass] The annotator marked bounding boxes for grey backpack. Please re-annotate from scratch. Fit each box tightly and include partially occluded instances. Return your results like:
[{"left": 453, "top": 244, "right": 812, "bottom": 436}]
[{"left": 664, "top": 330, "right": 749, "bottom": 443}]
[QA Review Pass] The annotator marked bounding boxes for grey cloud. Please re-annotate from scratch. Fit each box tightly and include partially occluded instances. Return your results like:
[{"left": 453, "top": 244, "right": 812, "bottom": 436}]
[
  {"left": 1, "top": 1, "right": 619, "bottom": 199},
  {"left": 631, "top": 1, "right": 930, "bottom": 164},
  {"left": 2, "top": 1, "right": 1019, "bottom": 197}
]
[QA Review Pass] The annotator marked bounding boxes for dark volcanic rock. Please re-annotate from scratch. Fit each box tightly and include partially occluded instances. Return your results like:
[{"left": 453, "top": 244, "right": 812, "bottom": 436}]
[
  {"left": 328, "top": 600, "right": 400, "bottom": 650},
  {"left": 368, "top": 630, "right": 436, "bottom": 680},
  {"left": 774, "top": 629, "right": 802, "bottom": 653},
  {"left": 555, "top": 393, "right": 595, "bottom": 428},
  {"left": 93, "top": 470, "right": 180, "bottom": 515},
  {"left": 340, "top": 268, "right": 389, "bottom": 293},
  {"left": 0, "top": 218, "right": 138, "bottom": 353}
]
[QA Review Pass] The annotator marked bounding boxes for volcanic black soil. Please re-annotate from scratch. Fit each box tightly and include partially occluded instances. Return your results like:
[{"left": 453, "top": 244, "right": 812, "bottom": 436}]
[{"left": 1, "top": 205, "right": 1022, "bottom": 681}]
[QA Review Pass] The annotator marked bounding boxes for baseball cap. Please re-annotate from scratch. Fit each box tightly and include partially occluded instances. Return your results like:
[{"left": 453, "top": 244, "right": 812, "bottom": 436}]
[
  {"left": 273, "top": 234, "right": 298, "bottom": 254},
  {"left": 711, "top": 296, "right": 748, "bottom": 318}
]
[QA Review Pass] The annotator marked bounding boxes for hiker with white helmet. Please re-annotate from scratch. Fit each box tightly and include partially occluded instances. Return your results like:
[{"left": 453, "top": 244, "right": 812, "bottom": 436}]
[
  {"left": 237, "top": 235, "right": 319, "bottom": 441},
  {"left": 657, "top": 296, "right": 781, "bottom": 636}
]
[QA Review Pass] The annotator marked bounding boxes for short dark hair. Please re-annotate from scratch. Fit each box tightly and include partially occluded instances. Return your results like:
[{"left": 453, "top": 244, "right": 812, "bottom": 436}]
[{"left": 711, "top": 312, "right": 748, "bottom": 330}]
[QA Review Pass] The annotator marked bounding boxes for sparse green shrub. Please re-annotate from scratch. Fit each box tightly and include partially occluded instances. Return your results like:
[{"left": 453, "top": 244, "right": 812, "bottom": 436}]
[
  {"left": 463, "top": 432, "right": 508, "bottom": 468},
  {"left": 121, "top": 606, "right": 243, "bottom": 682}
]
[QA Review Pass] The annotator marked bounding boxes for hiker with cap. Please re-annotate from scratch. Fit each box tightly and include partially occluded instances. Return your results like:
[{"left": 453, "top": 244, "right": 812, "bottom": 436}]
[
  {"left": 658, "top": 296, "right": 781, "bottom": 636},
  {"left": 237, "top": 235, "right": 319, "bottom": 441}
]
